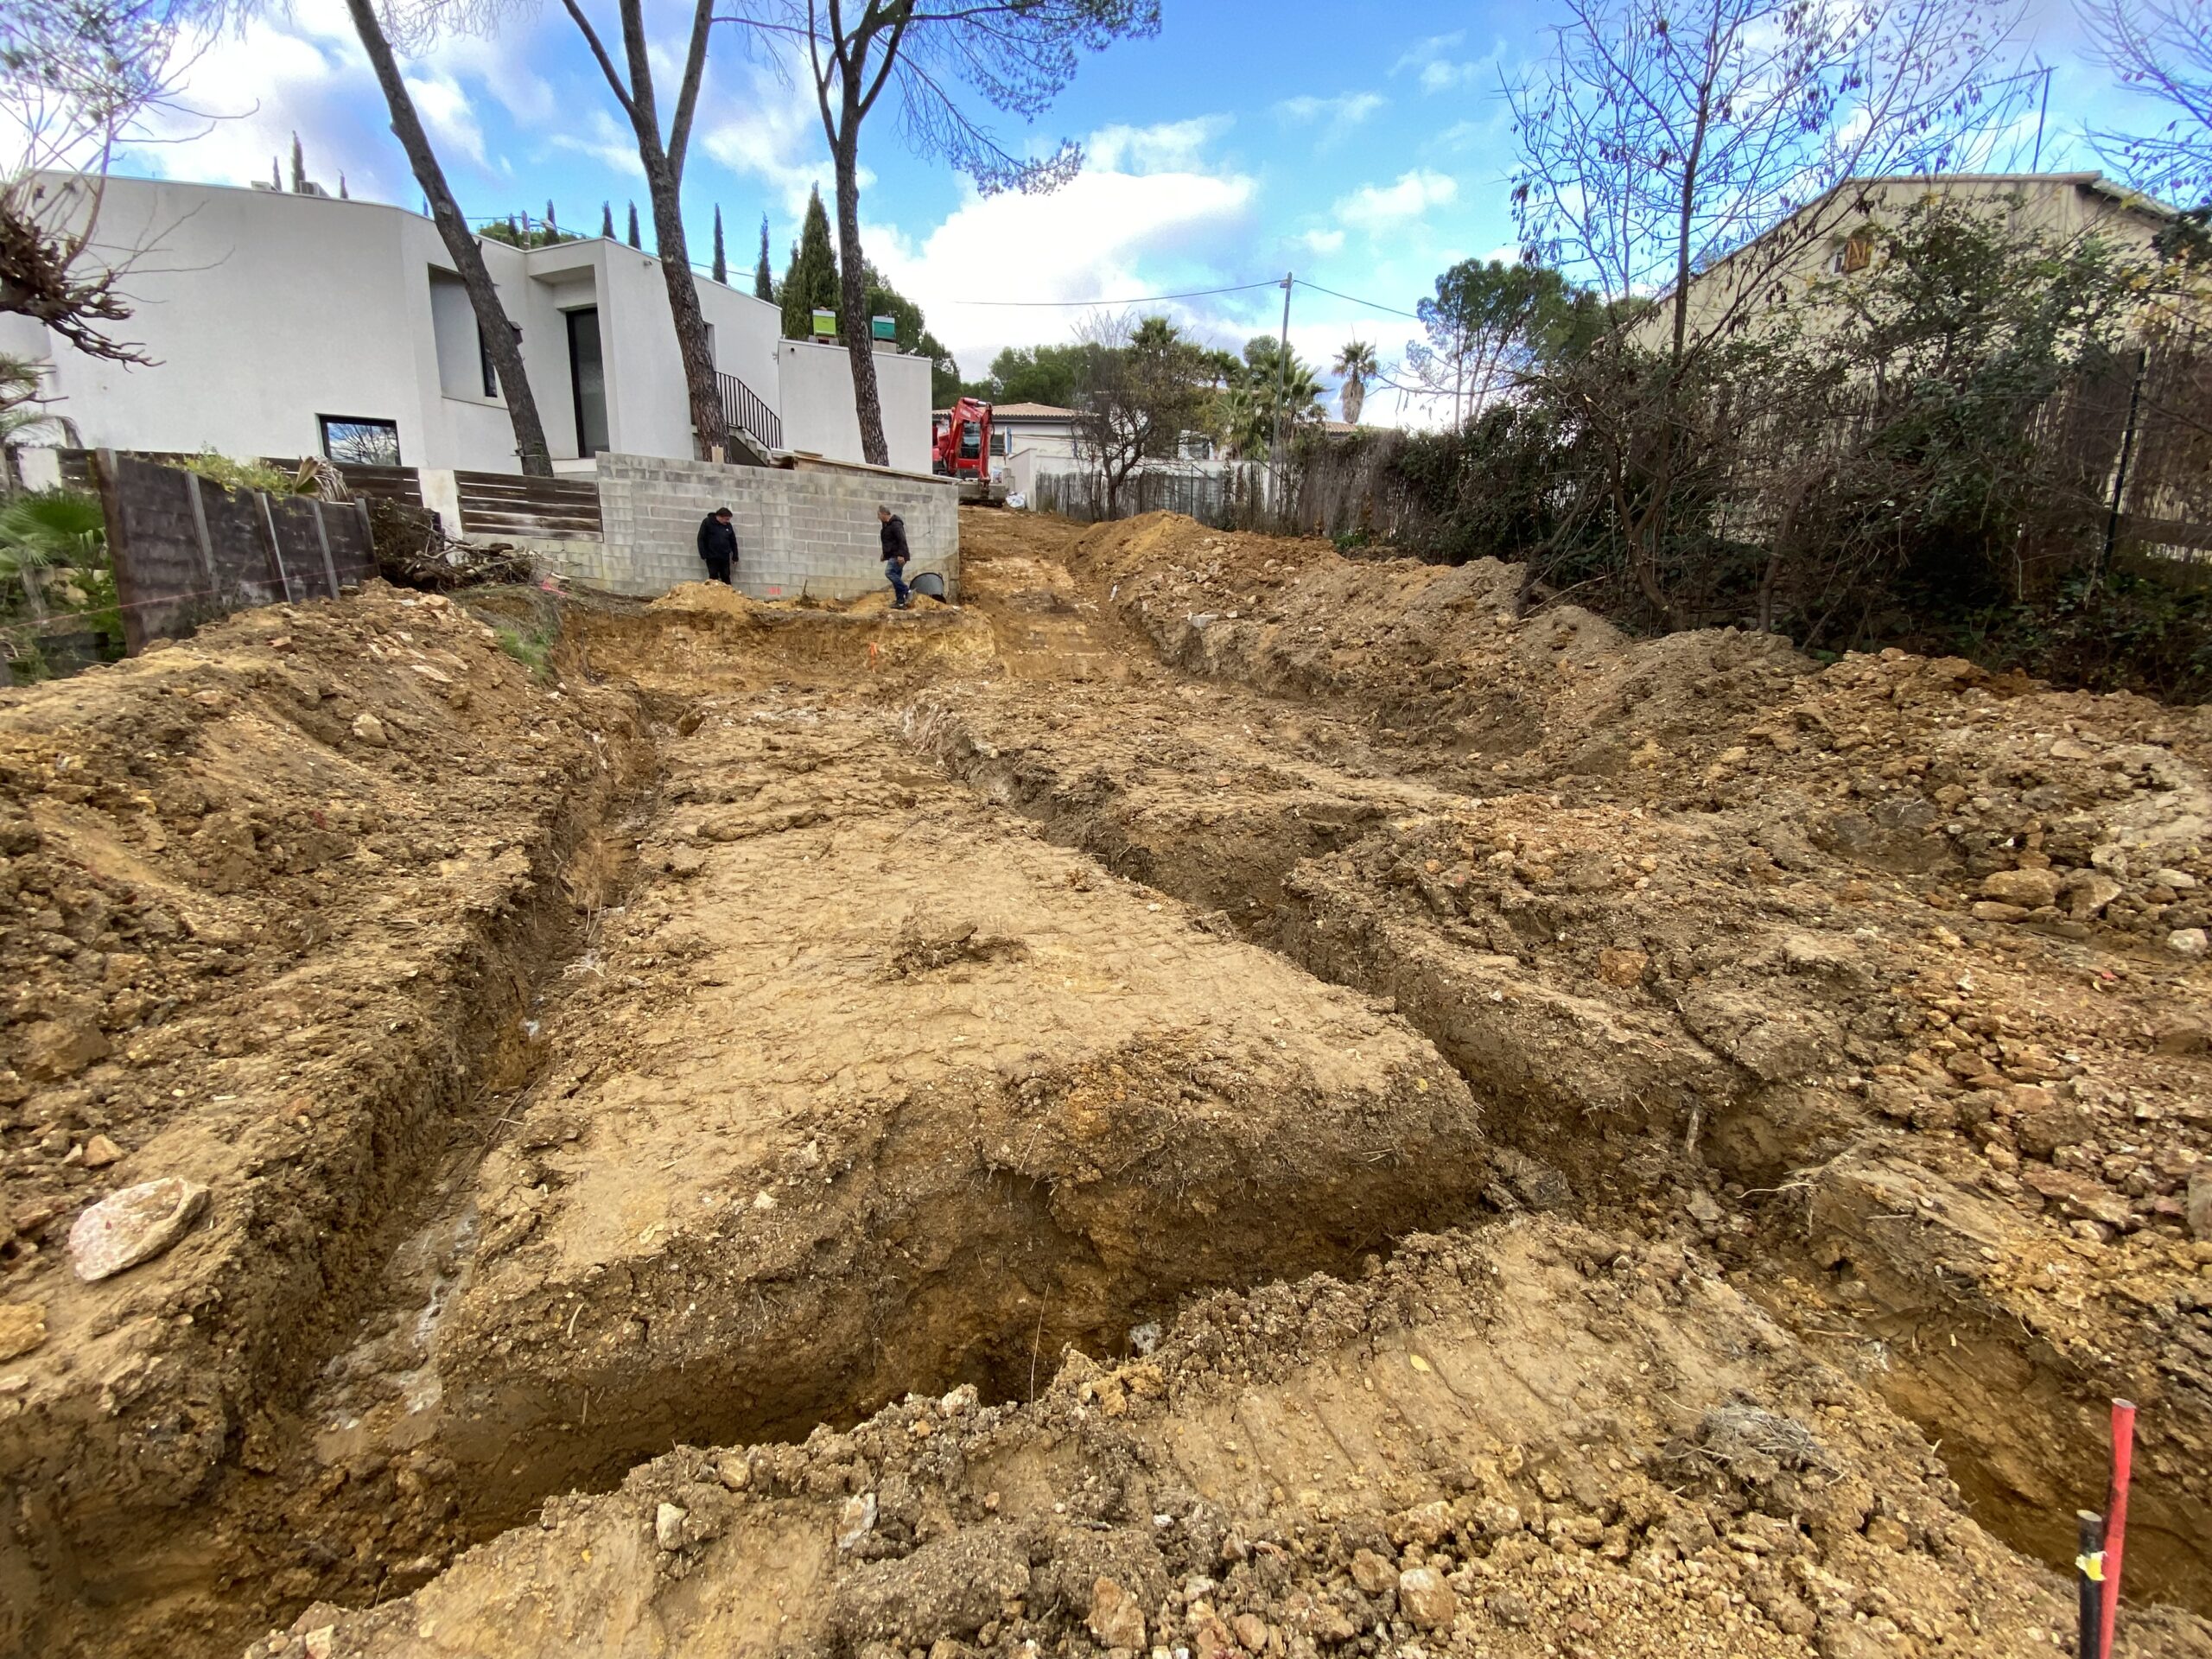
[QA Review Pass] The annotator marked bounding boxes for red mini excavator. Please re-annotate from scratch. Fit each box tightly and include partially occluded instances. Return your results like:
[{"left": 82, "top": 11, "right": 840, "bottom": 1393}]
[{"left": 931, "top": 397, "right": 1007, "bottom": 505}]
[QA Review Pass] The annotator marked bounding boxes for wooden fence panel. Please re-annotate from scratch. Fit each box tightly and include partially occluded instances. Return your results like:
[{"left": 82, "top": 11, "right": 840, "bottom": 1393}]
[
  {"left": 454, "top": 469, "right": 602, "bottom": 540},
  {"left": 336, "top": 464, "right": 423, "bottom": 512}
]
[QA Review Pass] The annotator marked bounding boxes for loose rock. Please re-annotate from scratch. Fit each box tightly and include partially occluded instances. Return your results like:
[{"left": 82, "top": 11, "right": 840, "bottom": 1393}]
[
  {"left": 1980, "top": 868, "right": 2063, "bottom": 909},
  {"left": 67, "top": 1178, "right": 209, "bottom": 1281},
  {"left": 654, "top": 1503, "right": 687, "bottom": 1551},
  {"left": 1088, "top": 1575, "right": 1147, "bottom": 1650},
  {"left": 0, "top": 1300, "right": 48, "bottom": 1361},
  {"left": 1397, "top": 1567, "right": 1458, "bottom": 1630}
]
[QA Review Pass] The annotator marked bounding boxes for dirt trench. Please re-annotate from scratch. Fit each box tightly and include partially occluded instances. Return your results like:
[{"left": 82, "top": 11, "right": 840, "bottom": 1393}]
[
  {"left": 3, "top": 513, "right": 2209, "bottom": 1659},
  {"left": 1, "top": 571, "right": 1504, "bottom": 1659},
  {"left": 906, "top": 512, "right": 2212, "bottom": 1613}
]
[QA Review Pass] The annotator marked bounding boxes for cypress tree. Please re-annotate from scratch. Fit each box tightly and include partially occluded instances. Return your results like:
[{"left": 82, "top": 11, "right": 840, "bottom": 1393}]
[
  {"left": 712, "top": 204, "right": 727, "bottom": 284},
  {"left": 753, "top": 213, "right": 772, "bottom": 301},
  {"left": 626, "top": 201, "right": 641, "bottom": 249},
  {"left": 544, "top": 200, "right": 556, "bottom": 233},
  {"left": 339, "top": 175, "right": 349, "bottom": 200},
  {"left": 289, "top": 132, "right": 306, "bottom": 192},
  {"left": 778, "top": 186, "right": 840, "bottom": 340},
  {"left": 601, "top": 200, "right": 613, "bottom": 238},
  {"left": 270, "top": 156, "right": 281, "bottom": 190}
]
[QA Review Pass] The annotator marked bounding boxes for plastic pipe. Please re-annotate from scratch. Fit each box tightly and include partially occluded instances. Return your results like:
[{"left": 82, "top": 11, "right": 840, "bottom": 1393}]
[
  {"left": 2101, "top": 1400, "right": 2137, "bottom": 1656},
  {"left": 2076, "top": 1510, "right": 2106, "bottom": 1659}
]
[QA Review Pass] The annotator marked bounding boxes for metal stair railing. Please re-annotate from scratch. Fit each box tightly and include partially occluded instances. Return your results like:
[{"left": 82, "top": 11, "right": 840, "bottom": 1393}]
[{"left": 716, "top": 371, "right": 783, "bottom": 453}]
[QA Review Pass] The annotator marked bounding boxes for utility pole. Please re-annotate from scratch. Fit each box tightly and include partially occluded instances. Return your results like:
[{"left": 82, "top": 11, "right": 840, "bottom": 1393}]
[{"left": 1274, "top": 271, "right": 1293, "bottom": 525}]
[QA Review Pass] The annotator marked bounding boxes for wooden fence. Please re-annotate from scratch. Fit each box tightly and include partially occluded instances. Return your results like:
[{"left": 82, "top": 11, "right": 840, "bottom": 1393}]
[
  {"left": 1029, "top": 461, "right": 1274, "bottom": 529},
  {"left": 454, "top": 469, "right": 602, "bottom": 541},
  {"left": 90, "top": 451, "right": 376, "bottom": 652}
]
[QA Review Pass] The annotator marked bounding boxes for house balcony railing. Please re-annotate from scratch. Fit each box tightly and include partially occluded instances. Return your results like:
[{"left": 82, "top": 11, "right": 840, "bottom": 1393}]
[{"left": 717, "top": 371, "right": 782, "bottom": 453}]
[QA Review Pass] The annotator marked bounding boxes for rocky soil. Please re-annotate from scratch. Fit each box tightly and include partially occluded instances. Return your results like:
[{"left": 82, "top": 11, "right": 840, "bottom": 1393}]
[{"left": 0, "top": 508, "right": 2207, "bottom": 1659}]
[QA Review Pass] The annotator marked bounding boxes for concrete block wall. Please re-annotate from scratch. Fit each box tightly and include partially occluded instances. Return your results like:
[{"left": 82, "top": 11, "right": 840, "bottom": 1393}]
[{"left": 583, "top": 452, "right": 958, "bottom": 601}]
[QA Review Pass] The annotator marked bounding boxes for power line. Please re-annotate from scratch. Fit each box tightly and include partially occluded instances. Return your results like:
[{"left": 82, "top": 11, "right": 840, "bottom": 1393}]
[
  {"left": 1293, "top": 277, "right": 1421, "bottom": 321},
  {"left": 926, "top": 280, "right": 1286, "bottom": 308}
]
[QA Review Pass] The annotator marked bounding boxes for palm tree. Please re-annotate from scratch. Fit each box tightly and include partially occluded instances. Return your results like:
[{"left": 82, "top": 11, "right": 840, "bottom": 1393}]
[
  {"left": 0, "top": 488, "right": 107, "bottom": 623},
  {"left": 1333, "top": 340, "right": 1378, "bottom": 425}
]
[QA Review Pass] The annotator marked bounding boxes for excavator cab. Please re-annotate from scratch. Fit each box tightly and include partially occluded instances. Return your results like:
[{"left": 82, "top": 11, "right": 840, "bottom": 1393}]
[{"left": 931, "top": 397, "right": 1007, "bottom": 505}]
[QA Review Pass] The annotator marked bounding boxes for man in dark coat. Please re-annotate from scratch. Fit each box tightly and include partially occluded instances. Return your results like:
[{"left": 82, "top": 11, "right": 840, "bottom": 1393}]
[
  {"left": 878, "top": 505, "right": 911, "bottom": 609},
  {"left": 696, "top": 506, "right": 738, "bottom": 585}
]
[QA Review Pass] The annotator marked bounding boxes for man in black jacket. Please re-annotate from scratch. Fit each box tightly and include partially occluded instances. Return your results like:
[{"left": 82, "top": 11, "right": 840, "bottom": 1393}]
[
  {"left": 878, "top": 505, "right": 911, "bottom": 609},
  {"left": 696, "top": 506, "right": 738, "bottom": 585}
]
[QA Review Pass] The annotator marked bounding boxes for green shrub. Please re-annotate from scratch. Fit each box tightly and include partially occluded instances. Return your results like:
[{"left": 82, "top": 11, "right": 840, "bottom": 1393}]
[{"left": 494, "top": 624, "right": 555, "bottom": 678}]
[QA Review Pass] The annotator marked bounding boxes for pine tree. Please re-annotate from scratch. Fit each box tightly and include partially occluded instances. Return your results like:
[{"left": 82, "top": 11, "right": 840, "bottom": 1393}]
[
  {"left": 289, "top": 132, "right": 306, "bottom": 192},
  {"left": 626, "top": 201, "right": 641, "bottom": 249},
  {"left": 754, "top": 213, "right": 773, "bottom": 302},
  {"left": 601, "top": 201, "right": 614, "bottom": 238},
  {"left": 712, "top": 205, "right": 728, "bottom": 284},
  {"left": 779, "top": 185, "right": 840, "bottom": 340}
]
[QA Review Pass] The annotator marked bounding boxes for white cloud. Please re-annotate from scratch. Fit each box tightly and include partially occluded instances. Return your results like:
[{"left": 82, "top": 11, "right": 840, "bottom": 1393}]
[
  {"left": 1300, "top": 227, "right": 1346, "bottom": 255},
  {"left": 1274, "top": 92, "right": 1386, "bottom": 147},
  {"left": 119, "top": 0, "right": 555, "bottom": 208},
  {"left": 699, "top": 61, "right": 842, "bottom": 218},
  {"left": 1392, "top": 31, "right": 1466, "bottom": 74},
  {"left": 1332, "top": 169, "right": 1459, "bottom": 234},
  {"left": 124, "top": 0, "right": 396, "bottom": 195},
  {"left": 862, "top": 122, "right": 1257, "bottom": 369},
  {"left": 1393, "top": 29, "right": 1490, "bottom": 96},
  {"left": 1086, "top": 116, "right": 1232, "bottom": 175},
  {"left": 404, "top": 75, "right": 486, "bottom": 168},
  {"left": 550, "top": 107, "right": 646, "bottom": 181}
]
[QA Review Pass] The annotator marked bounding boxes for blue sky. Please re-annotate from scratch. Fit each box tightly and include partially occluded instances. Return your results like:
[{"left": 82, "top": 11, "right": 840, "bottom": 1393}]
[{"left": 124, "top": 0, "right": 2169, "bottom": 421}]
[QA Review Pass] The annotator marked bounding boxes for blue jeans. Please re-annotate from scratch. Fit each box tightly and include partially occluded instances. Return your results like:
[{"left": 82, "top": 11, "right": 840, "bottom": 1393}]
[{"left": 885, "top": 560, "right": 909, "bottom": 606}]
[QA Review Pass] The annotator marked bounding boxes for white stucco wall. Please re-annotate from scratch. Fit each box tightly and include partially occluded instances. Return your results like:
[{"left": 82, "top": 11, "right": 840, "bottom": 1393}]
[
  {"left": 995, "top": 419, "right": 1078, "bottom": 460},
  {"left": 778, "top": 340, "right": 931, "bottom": 474},
  {"left": 23, "top": 175, "right": 525, "bottom": 469},
  {"left": 13, "top": 174, "right": 846, "bottom": 473}
]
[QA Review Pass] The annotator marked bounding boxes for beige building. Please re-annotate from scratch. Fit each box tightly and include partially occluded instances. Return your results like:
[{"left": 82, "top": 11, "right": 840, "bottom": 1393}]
[{"left": 1640, "top": 171, "right": 2178, "bottom": 351}]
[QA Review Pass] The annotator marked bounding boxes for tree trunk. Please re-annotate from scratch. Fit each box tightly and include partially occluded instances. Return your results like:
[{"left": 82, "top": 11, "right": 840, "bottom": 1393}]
[
  {"left": 639, "top": 156, "right": 729, "bottom": 458},
  {"left": 343, "top": 0, "right": 554, "bottom": 476},
  {"left": 831, "top": 119, "right": 889, "bottom": 468}
]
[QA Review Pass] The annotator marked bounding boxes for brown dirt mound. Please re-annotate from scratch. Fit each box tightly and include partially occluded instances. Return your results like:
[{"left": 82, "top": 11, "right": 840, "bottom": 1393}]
[
  {"left": 914, "top": 509, "right": 2212, "bottom": 1610},
  {"left": 0, "top": 587, "right": 651, "bottom": 1656},
  {"left": 9, "top": 508, "right": 2210, "bottom": 1659},
  {"left": 315, "top": 691, "right": 1493, "bottom": 1550},
  {"left": 249, "top": 1215, "right": 2212, "bottom": 1659}
]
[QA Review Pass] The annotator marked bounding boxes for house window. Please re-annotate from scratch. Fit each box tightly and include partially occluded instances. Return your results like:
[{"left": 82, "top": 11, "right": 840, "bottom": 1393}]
[
  {"left": 320, "top": 416, "right": 402, "bottom": 466},
  {"left": 990, "top": 429, "right": 1007, "bottom": 456},
  {"left": 1830, "top": 229, "right": 1874, "bottom": 275},
  {"left": 429, "top": 267, "right": 500, "bottom": 400}
]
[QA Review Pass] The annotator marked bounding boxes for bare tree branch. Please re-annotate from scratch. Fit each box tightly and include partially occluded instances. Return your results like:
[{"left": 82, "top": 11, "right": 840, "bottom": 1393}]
[
  {"left": 2078, "top": 0, "right": 2212, "bottom": 208},
  {"left": 742, "top": 0, "right": 1158, "bottom": 466}
]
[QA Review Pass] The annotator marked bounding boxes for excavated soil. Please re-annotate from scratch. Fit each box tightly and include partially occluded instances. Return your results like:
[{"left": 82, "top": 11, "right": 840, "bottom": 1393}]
[{"left": 1, "top": 512, "right": 2208, "bottom": 1659}]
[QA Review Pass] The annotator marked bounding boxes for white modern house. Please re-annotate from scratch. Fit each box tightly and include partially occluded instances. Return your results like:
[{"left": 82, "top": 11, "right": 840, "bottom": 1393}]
[
  {"left": 988, "top": 402, "right": 1081, "bottom": 460},
  {"left": 0, "top": 173, "right": 932, "bottom": 476}
]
